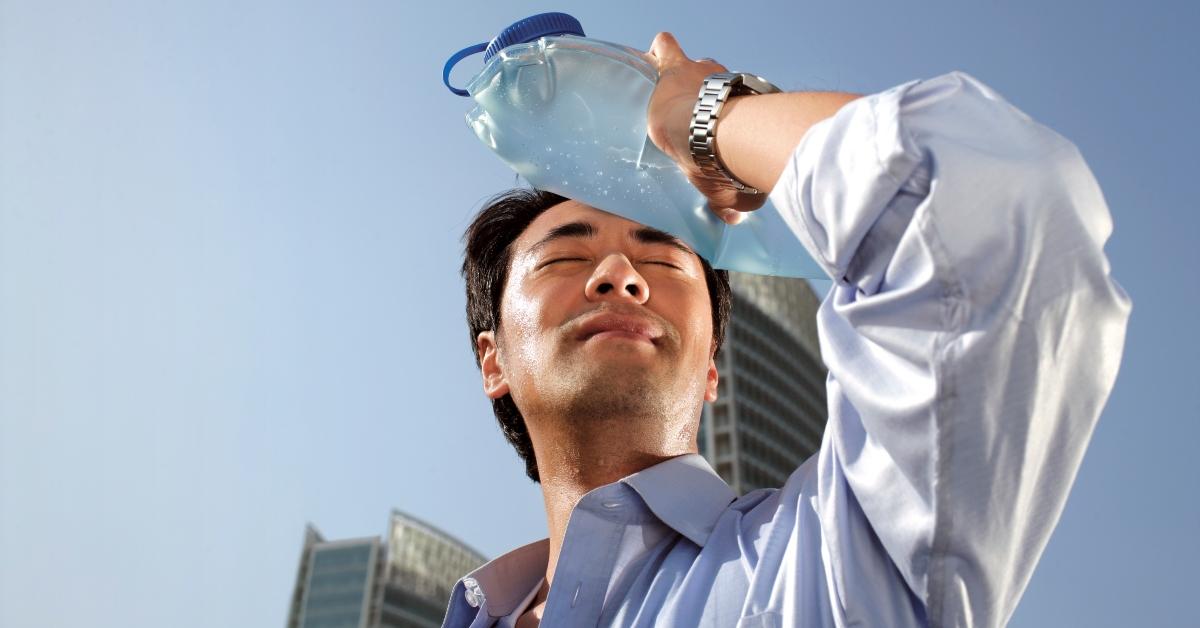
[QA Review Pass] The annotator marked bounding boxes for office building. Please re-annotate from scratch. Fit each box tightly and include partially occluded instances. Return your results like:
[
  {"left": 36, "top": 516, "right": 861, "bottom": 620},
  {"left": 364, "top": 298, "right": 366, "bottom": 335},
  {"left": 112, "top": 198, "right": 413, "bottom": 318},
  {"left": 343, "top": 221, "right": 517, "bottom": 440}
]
[
  {"left": 286, "top": 510, "right": 487, "bottom": 628},
  {"left": 698, "top": 273, "right": 828, "bottom": 495}
]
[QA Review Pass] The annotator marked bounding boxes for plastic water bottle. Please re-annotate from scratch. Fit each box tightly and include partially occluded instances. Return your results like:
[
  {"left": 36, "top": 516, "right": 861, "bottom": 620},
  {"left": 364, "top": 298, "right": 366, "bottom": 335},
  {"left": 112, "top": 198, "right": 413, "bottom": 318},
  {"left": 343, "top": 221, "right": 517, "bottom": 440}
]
[{"left": 443, "top": 12, "right": 822, "bottom": 278}]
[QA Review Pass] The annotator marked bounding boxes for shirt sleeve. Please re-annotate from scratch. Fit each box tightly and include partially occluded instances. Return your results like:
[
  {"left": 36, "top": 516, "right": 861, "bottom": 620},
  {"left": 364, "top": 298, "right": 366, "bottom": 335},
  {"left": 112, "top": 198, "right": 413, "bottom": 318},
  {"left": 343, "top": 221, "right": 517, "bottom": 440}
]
[{"left": 767, "top": 72, "right": 1131, "bottom": 627}]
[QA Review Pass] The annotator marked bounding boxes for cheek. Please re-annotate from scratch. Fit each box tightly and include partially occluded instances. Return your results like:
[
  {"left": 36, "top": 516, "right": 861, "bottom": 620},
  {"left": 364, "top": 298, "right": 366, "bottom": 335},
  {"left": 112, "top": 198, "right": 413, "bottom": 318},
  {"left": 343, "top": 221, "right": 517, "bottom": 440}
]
[
  {"left": 501, "top": 288, "right": 540, "bottom": 338},
  {"left": 659, "top": 283, "right": 715, "bottom": 354},
  {"left": 499, "top": 283, "right": 557, "bottom": 369},
  {"left": 684, "top": 312, "right": 714, "bottom": 357}
]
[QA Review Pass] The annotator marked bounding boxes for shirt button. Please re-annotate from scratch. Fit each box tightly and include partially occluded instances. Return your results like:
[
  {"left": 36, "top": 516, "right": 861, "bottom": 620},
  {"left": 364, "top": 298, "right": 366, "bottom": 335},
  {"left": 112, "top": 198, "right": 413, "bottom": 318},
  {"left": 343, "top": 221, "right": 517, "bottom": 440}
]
[
  {"left": 601, "top": 500, "right": 622, "bottom": 509},
  {"left": 462, "top": 577, "right": 485, "bottom": 608}
]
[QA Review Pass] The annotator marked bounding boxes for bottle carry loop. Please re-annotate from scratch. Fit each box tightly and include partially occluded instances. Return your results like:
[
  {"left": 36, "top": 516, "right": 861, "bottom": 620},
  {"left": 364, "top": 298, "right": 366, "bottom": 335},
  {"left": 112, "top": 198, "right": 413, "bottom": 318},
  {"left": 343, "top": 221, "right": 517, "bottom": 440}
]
[
  {"left": 443, "top": 43, "right": 488, "bottom": 97},
  {"left": 443, "top": 12, "right": 586, "bottom": 97}
]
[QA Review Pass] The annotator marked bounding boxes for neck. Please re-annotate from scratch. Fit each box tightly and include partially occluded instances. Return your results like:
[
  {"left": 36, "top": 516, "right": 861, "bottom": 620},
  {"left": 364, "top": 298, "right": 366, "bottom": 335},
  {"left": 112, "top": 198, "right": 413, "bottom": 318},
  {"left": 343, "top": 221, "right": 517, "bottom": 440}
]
[{"left": 529, "top": 415, "right": 696, "bottom": 586}]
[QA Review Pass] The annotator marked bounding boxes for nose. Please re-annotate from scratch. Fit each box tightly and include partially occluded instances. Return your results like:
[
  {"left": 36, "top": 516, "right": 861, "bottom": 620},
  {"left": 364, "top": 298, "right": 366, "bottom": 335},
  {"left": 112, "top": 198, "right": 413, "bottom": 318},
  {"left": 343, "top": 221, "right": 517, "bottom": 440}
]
[{"left": 585, "top": 254, "right": 650, "bottom": 305}]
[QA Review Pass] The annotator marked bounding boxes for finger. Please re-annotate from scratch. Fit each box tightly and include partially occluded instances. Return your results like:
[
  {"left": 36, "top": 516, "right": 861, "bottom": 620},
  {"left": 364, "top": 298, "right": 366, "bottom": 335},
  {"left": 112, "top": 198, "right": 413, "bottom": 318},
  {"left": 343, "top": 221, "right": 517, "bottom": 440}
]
[
  {"left": 701, "top": 188, "right": 747, "bottom": 224},
  {"left": 648, "top": 32, "right": 687, "bottom": 63},
  {"left": 715, "top": 207, "right": 747, "bottom": 225},
  {"left": 694, "top": 179, "right": 767, "bottom": 214},
  {"left": 702, "top": 189, "right": 768, "bottom": 223},
  {"left": 699, "top": 57, "right": 729, "bottom": 73},
  {"left": 728, "top": 192, "right": 769, "bottom": 214}
]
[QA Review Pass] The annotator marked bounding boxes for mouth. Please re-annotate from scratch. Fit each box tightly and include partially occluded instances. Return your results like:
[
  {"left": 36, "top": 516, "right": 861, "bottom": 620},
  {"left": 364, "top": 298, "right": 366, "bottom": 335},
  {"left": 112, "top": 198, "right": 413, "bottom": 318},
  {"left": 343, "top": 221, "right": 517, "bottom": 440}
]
[{"left": 575, "top": 312, "right": 665, "bottom": 346}]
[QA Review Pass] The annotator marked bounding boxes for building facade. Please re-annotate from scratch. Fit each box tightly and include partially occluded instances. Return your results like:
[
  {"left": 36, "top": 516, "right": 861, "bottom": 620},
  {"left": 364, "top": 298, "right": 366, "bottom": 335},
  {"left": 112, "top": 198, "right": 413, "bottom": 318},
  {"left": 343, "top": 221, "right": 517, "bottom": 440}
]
[
  {"left": 286, "top": 510, "right": 487, "bottom": 628},
  {"left": 698, "top": 273, "right": 828, "bottom": 495}
]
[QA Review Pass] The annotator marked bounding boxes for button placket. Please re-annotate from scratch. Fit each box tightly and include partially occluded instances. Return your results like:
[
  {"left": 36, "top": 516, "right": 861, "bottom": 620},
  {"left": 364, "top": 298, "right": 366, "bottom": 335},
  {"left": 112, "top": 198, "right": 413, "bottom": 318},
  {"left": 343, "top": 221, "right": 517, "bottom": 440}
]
[{"left": 540, "top": 488, "right": 631, "bottom": 625}]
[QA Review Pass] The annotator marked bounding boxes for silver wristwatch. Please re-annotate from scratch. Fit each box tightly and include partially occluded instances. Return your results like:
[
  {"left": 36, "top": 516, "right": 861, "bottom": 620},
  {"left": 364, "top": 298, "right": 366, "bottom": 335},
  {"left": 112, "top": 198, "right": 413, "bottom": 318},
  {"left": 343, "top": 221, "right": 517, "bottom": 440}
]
[{"left": 689, "top": 72, "right": 781, "bottom": 195}]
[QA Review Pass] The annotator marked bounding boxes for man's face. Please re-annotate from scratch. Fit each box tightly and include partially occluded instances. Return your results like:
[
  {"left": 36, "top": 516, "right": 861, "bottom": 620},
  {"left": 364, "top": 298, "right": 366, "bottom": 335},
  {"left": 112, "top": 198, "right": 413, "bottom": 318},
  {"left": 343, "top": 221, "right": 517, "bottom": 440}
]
[{"left": 476, "top": 200, "right": 719, "bottom": 431}]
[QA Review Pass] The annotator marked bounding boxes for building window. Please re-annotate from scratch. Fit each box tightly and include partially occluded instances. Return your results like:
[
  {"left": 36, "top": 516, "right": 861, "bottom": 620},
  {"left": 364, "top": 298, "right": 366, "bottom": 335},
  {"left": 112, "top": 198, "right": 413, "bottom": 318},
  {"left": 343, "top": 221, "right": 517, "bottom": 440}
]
[
  {"left": 715, "top": 433, "right": 731, "bottom": 457},
  {"left": 716, "top": 462, "right": 734, "bottom": 484}
]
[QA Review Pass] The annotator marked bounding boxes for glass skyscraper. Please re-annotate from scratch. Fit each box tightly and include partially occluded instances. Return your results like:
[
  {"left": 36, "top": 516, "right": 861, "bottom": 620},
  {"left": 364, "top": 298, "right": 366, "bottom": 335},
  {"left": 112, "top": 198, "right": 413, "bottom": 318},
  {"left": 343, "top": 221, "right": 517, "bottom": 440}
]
[
  {"left": 286, "top": 510, "right": 487, "bottom": 628},
  {"left": 699, "top": 273, "right": 828, "bottom": 495}
]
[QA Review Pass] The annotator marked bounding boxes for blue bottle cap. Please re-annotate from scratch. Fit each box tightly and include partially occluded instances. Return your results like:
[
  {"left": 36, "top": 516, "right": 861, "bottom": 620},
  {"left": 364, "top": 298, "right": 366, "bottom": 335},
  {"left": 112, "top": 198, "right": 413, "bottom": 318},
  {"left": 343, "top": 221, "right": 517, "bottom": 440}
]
[{"left": 443, "top": 12, "right": 585, "bottom": 97}]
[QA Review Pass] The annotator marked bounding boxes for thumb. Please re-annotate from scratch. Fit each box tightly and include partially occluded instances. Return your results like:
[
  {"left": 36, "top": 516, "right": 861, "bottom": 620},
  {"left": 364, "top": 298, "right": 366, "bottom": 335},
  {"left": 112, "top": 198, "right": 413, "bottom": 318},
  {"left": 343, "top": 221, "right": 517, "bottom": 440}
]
[{"left": 648, "top": 32, "right": 688, "bottom": 64}]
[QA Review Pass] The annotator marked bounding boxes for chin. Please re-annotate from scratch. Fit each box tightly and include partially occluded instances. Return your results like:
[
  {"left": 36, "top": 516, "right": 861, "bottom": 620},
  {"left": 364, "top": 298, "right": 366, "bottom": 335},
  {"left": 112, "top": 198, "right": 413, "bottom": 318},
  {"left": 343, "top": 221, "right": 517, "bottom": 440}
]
[{"left": 556, "top": 363, "right": 673, "bottom": 421}]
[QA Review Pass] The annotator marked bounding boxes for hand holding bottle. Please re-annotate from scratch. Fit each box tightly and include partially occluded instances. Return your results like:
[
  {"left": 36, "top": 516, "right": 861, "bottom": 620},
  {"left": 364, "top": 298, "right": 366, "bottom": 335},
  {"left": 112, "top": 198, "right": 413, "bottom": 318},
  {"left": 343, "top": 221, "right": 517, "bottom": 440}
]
[
  {"left": 644, "top": 32, "right": 861, "bottom": 227},
  {"left": 644, "top": 33, "right": 766, "bottom": 224}
]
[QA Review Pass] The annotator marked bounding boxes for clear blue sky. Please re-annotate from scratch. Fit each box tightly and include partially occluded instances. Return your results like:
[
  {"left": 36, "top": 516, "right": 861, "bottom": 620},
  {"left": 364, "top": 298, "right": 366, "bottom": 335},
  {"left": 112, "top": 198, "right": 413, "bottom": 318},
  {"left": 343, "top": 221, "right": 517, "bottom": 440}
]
[{"left": 1, "top": 1, "right": 1195, "bottom": 626}]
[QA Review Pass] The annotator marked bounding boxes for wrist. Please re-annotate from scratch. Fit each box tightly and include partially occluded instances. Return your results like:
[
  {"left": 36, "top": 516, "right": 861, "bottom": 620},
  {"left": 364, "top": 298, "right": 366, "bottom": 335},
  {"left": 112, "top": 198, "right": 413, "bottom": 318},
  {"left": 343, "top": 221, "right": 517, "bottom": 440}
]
[
  {"left": 711, "top": 95, "right": 749, "bottom": 184},
  {"left": 688, "top": 73, "right": 781, "bottom": 195}
]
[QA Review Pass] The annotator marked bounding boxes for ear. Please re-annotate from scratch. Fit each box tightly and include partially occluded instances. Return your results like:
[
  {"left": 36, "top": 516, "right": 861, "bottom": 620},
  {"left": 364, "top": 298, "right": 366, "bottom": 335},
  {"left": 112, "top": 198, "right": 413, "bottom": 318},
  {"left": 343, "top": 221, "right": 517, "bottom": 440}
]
[
  {"left": 704, "top": 355, "right": 719, "bottom": 403},
  {"left": 477, "top": 330, "right": 510, "bottom": 400}
]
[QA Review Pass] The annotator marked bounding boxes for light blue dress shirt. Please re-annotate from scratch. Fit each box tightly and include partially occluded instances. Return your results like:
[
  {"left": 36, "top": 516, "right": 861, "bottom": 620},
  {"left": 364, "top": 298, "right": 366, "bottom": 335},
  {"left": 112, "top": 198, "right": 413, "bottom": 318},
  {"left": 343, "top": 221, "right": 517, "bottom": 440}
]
[{"left": 443, "top": 71, "right": 1131, "bottom": 628}]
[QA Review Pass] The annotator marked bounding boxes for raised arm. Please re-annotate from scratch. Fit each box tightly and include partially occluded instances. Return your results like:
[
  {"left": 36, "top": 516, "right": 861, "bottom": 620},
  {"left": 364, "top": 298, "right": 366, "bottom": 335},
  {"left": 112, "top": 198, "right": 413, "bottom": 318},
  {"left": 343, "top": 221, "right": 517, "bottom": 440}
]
[
  {"left": 645, "top": 32, "right": 859, "bottom": 220},
  {"left": 646, "top": 33, "right": 1131, "bottom": 626}
]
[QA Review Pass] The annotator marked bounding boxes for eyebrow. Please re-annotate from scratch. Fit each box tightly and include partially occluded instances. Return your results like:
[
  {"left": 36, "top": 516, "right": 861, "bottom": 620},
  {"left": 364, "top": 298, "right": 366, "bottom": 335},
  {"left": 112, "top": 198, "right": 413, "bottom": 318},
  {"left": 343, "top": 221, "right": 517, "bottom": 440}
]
[
  {"left": 528, "top": 220, "right": 695, "bottom": 256},
  {"left": 632, "top": 225, "right": 694, "bottom": 255},
  {"left": 529, "top": 221, "right": 596, "bottom": 254}
]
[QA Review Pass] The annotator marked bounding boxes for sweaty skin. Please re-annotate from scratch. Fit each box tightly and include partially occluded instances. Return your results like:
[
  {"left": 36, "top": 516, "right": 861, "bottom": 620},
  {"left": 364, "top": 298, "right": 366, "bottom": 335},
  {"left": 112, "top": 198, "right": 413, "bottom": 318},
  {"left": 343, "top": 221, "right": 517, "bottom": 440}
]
[
  {"left": 477, "top": 200, "right": 719, "bottom": 596},
  {"left": 489, "top": 32, "right": 859, "bottom": 627}
]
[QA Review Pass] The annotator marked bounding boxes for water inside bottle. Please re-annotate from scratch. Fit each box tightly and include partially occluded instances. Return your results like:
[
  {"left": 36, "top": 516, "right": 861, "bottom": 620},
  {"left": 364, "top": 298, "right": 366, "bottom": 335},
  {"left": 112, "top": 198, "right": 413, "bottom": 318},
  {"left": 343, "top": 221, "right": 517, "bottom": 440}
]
[{"left": 465, "top": 36, "right": 824, "bottom": 278}]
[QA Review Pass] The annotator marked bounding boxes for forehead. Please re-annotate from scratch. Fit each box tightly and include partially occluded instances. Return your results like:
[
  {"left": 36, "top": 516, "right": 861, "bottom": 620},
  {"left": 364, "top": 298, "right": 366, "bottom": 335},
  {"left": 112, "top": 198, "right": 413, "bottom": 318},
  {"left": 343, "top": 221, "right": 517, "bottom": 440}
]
[{"left": 514, "top": 200, "right": 640, "bottom": 251}]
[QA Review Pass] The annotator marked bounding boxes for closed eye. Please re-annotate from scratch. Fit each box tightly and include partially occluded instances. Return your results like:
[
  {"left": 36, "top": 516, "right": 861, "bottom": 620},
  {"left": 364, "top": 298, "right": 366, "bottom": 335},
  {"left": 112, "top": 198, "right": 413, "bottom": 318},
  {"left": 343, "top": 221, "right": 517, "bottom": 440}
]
[
  {"left": 539, "top": 257, "right": 589, "bottom": 269},
  {"left": 642, "top": 260, "right": 682, "bottom": 270}
]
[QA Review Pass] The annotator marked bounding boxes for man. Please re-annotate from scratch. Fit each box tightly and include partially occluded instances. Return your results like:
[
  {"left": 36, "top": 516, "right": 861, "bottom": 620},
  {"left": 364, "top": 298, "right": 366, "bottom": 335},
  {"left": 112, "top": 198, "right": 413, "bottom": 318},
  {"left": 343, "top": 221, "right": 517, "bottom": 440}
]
[{"left": 444, "top": 33, "right": 1131, "bottom": 627}]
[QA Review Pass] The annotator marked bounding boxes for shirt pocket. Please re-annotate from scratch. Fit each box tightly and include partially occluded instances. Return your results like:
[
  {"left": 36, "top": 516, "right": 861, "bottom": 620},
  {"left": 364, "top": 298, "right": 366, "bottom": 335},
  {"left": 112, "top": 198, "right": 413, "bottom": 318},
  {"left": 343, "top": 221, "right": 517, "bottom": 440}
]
[{"left": 736, "top": 612, "right": 781, "bottom": 628}]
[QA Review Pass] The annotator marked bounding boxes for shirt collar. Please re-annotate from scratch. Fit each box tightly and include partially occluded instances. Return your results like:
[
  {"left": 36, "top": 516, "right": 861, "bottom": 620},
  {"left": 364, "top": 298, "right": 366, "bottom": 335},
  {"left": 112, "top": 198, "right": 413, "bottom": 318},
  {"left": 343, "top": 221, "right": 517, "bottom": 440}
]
[
  {"left": 620, "top": 453, "right": 737, "bottom": 547},
  {"left": 456, "top": 538, "right": 549, "bottom": 618},
  {"left": 455, "top": 454, "right": 736, "bottom": 618}
]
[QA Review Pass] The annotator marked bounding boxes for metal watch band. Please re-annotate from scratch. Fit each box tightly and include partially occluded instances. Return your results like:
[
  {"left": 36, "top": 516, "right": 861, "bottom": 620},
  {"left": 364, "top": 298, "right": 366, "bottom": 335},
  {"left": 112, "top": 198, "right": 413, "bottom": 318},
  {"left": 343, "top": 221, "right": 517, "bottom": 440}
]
[{"left": 689, "top": 72, "right": 782, "bottom": 195}]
